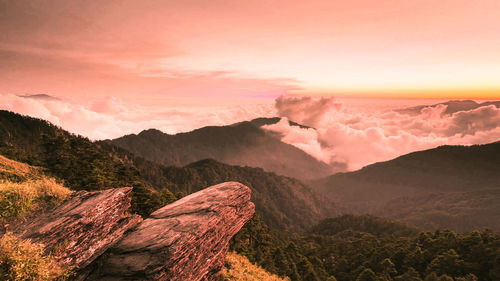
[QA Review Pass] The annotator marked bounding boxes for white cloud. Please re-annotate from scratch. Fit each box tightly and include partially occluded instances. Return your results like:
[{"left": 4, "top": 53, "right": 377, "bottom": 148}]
[
  {"left": 265, "top": 95, "right": 500, "bottom": 170},
  {"left": 0, "top": 94, "right": 275, "bottom": 140}
]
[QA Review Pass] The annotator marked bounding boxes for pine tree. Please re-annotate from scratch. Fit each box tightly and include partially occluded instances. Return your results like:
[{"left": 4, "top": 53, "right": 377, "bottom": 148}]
[{"left": 356, "top": 268, "right": 377, "bottom": 281}]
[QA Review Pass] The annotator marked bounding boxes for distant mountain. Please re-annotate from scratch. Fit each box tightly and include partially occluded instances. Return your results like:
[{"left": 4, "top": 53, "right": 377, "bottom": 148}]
[
  {"left": 107, "top": 118, "right": 334, "bottom": 180},
  {"left": 396, "top": 99, "right": 500, "bottom": 115},
  {"left": 0, "top": 110, "right": 337, "bottom": 232},
  {"left": 314, "top": 141, "right": 500, "bottom": 231},
  {"left": 17, "top": 94, "right": 59, "bottom": 100}
]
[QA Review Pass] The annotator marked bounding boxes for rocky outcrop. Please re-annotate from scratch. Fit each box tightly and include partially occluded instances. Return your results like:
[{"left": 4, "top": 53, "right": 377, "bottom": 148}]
[
  {"left": 13, "top": 187, "right": 141, "bottom": 269},
  {"left": 85, "top": 182, "right": 255, "bottom": 281},
  {"left": 9, "top": 182, "right": 254, "bottom": 280}
]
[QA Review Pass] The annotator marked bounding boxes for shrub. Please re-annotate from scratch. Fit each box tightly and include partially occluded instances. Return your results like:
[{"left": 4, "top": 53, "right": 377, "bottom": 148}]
[
  {"left": 0, "top": 233, "right": 68, "bottom": 281},
  {"left": 223, "top": 252, "right": 290, "bottom": 281},
  {"left": 0, "top": 178, "right": 71, "bottom": 220}
]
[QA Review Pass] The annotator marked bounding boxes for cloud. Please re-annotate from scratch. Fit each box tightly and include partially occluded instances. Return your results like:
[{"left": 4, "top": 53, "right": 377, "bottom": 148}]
[
  {"left": 0, "top": 94, "right": 275, "bottom": 140},
  {"left": 264, "top": 95, "right": 500, "bottom": 170}
]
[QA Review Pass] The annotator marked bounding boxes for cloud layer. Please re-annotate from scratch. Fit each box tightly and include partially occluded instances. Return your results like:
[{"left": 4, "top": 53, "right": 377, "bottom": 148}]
[
  {"left": 0, "top": 94, "right": 275, "bottom": 140},
  {"left": 2, "top": 93, "right": 499, "bottom": 171},
  {"left": 264, "top": 96, "right": 500, "bottom": 170}
]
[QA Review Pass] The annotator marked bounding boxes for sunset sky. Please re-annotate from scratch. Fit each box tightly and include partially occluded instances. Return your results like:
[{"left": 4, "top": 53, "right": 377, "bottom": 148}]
[{"left": 1, "top": 0, "right": 500, "bottom": 104}]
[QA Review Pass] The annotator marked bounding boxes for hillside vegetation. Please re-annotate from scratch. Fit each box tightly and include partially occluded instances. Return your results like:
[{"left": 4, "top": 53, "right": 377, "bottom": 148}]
[
  {"left": 0, "top": 156, "right": 71, "bottom": 280},
  {"left": 0, "top": 110, "right": 337, "bottom": 232},
  {"left": 314, "top": 142, "right": 500, "bottom": 231},
  {"left": 233, "top": 214, "right": 500, "bottom": 281},
  {"left": 0, "top": 156, "right": 71, "bottom": 224},
  {"left": 223, "top": 252, "right": 290, "bottom": 281}
]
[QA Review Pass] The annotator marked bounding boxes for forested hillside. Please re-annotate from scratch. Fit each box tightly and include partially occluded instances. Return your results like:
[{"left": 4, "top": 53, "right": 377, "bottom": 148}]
[
  {"left": 0, "top": 110, "right": 337, "bottom": 232},
  {"left": 314, "top": 142, "right": 500, "bottom": 231},
  {"left": 107, "top": 118, "right": 335, "bottom": 180},
  {"left": 232, "top": 214, "right": 500, "bottom": 281}
]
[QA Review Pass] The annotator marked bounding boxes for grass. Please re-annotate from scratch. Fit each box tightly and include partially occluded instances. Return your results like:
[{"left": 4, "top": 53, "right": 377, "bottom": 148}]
[
  {"left": 0, "top": 233, "right": 68, "bottom": 281},
  {"left": 0, "top": 177, "right": 71, "bottom": 221},
  {"left": 0, "top": 155, "right": 42, "bottom": 183},
  {"left": 223, "top": 252, "right": 290, "bottom": 281}
]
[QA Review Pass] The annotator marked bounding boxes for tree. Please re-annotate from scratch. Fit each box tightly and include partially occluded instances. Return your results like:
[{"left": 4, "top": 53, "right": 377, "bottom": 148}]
[
  {"left": 356, "top": 268, "right": 377, "bottom": 281},
  {"left": 380, "top": 258, "right": 397, "bottom": 278},
  {"left": 395, "top": 267, "right": 422, "bottom": 281},
  {"left": 273, "top": 248, "right": 291, "bottom": 277},
  {"left": 424, "top": 272, "right": 439, "bottom": 281},
  {"left": 437, "top": 275, "right": 454, "bottom": 281},
  {"left": 455, "top": 274, "right": 478, "bottom": 281},
  {"left": 426, "top": 249, "right": 464, "bottom": 276}
]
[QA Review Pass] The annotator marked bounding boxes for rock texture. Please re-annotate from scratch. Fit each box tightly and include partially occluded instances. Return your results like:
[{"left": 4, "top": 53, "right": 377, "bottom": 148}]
[
  {"left": 86, "top": 182, "right": 255, "bottom": 281},
  {"left": 14, "top": 187, "right": 141, "bottom": 269}
]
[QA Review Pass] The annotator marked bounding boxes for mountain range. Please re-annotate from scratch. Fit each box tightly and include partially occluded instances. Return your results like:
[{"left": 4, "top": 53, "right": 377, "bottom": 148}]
[
  {"left": 313, "top": 141, "right": 500, "bottom": 231},
  {"left": 107, "top": 118, "right": 336, "bottom": 180},
  {"left": 0, "top": 110, "right": 337, "bottom": 232}
]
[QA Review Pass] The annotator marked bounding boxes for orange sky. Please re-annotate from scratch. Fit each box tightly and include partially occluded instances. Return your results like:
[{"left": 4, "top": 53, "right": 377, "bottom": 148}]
[{"left": 1, "top": 0, "right": 500, "bottom": 103}]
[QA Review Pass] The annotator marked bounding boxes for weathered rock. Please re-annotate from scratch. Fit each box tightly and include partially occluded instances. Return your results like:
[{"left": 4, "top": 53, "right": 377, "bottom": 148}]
[
  {"left": 14, "top": 187, "right": 141, "bottom": 269},
  {"left": 86, "top": 182, "right": 255, "bottom": 281}
]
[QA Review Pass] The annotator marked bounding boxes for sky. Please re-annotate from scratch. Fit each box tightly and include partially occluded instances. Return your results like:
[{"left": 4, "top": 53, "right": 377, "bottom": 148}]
[
  {"left": 1, "top": 0, "right": 499, "bottom": 170},
  {"left": 1, "top": 0, "right": 500, "bottom": 102}
]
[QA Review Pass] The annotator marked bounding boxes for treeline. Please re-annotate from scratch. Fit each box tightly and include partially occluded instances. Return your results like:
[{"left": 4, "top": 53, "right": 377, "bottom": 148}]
[{"left": 232, "top": 215, "right": 500, "bottom": 281}]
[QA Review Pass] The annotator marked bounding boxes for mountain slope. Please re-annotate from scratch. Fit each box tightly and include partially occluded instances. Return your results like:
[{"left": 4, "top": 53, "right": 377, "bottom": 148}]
[
  {"left": 107, "top": 118, "right": 333, "bottom": 180},
  {"left": 0, "top": 110, "right": 337, "bottom": 232},
  {"left": 315, "top": 141, "right": 500, "bottom": 231}
]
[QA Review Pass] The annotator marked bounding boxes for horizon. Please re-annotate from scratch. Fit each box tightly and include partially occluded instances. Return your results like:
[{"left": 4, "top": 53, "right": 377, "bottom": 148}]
[{"left": 1, "top": 0, "right": 499, "bottom": 171}]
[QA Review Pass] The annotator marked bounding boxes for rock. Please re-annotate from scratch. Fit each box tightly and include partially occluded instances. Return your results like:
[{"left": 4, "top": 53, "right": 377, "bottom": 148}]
[
  {"left": 13, "top": 187, "right": 141, "bottom": 269},
  {"left": 86, "top": 182, "right": 255, "bottom": 281}
]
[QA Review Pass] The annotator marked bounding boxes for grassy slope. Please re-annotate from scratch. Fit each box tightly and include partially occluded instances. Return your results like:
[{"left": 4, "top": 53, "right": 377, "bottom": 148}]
[{"left": 223, "top": 252, "right": 290, "bottom": 281}]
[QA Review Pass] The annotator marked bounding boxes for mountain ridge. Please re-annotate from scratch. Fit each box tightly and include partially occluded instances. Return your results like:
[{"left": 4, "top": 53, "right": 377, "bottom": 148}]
[
  {"left": 314, "top": 141, "right": 500, "bottom": 231},
  {"left": 107, "top": 118, "right": 334, "bottom": 180}
]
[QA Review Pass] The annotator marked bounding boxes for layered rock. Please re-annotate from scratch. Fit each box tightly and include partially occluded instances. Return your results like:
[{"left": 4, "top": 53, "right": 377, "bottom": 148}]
[
  {"left": 13, "top": 187, "right": 141, "bottom": 269},
  {"left": 85, "top": 182, "right": 255, "bottom": 281}
]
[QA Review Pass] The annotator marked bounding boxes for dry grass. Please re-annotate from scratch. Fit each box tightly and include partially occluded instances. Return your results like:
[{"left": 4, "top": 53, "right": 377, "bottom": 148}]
[
  {"left": 0, "top": 178, "right": 71, "bottom": 220},
  {"left": 0, "top": 233, "right": 68, "bottom": 281},
  {"left": 223, "top": 252, "right": 290, "bottom": 281},
  {"left": 0, "top": 155, "right": 43, "bottom": 182}
]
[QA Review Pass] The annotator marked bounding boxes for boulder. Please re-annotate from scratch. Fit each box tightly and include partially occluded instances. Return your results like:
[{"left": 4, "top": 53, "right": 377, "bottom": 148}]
[
  {"left": 14, "top": 187, "right": 141, "bottom": 269},
  {"left": 86, "top": 182, "right": 254, "bottom": 281}
]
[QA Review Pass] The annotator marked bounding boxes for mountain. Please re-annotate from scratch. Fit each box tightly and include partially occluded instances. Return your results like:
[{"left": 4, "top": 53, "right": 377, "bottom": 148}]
[
  {"left": 0, "top": 110, "right": 337, "bottom": 232},
  {"left": 396, "top": 99, "right": 500, "bottom": 115},
  {"left": 106, "top": 118, "right": 334, "bottom": 180},
  {"left": 17, "top": 94, "right": 59, "bottom": 100},
  {"left": 314, "top": 141, "right": 500, "bottom": 231}
]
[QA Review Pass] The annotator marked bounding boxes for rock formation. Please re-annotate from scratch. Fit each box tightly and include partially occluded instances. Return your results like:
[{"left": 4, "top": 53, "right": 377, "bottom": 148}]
[
  {"left": 13, "top": 187, "right": 141, "bottom": 269},
  {"left": 85, "top": 181, "right": 255, "bottom": 281},
  {"left": 9, "top": 181, "right": 254, "bottom": 281}
]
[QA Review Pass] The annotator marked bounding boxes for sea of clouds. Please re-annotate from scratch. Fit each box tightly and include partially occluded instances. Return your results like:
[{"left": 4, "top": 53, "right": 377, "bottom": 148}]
[
  {"left": 0, "top": 93, "right": 275, "bottom": 140},
  {"left": 263, "top": 95, "right": 500, "bottom": 170},
  {"left": 1, "top": 93, "right": 499, "bottom": 171}
]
